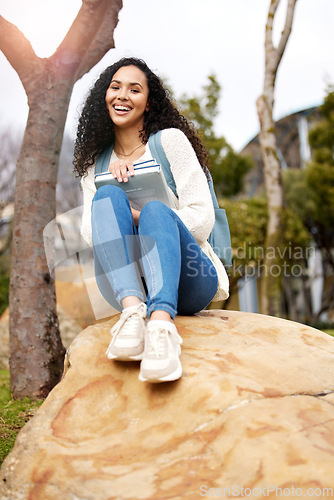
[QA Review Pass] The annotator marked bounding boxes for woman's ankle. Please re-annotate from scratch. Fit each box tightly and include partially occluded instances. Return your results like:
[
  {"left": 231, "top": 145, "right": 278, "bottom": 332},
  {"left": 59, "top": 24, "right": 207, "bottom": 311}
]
[
  {"left": 150, "top": 310, "right": 174, "bottom": 323},
  {"left": 121, "top": 296, "right": 143, "bottom": 309}
]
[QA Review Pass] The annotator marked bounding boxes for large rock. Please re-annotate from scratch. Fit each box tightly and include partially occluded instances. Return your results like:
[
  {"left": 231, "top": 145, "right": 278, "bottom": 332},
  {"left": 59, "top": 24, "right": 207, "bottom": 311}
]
[{"left": 1, "top": 310, "right": 334, "bottom": 499}]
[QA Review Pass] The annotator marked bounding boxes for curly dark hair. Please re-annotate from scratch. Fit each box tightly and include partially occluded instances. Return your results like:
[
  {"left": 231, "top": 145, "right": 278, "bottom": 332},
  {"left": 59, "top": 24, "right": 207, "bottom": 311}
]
[{"left": 73, "top": 57, "right": 210, "bottom": 178}]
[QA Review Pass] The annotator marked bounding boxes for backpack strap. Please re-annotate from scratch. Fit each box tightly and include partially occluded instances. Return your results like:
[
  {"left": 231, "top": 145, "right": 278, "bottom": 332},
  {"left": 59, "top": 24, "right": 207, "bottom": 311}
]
[
  {"left": 207, "top": 174, "right": 220, "bottom": 209},
  {"left": 95, "top": 143, "right": 114, "bottom": 175},
  {"left": 148, "top": 132, "right": 178, "bottom": 197}
]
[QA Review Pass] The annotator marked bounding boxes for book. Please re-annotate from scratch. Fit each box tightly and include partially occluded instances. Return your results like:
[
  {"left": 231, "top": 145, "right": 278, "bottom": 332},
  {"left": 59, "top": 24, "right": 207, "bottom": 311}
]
[{"left": 94, "top": 160, "right": 174, "bottom": 211}]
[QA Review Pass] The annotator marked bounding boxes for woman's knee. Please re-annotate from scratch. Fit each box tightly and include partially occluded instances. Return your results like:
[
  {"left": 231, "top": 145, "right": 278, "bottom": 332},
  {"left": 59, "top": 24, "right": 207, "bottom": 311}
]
[
  {"left": 93, "top": 184, "right": 127, "bottom": 202},
  {"left": 92, "top": 185, "right": 130, "bottom": 216},
  {"left": 139, "top": 200, "right": 170, "bottom": 222}
]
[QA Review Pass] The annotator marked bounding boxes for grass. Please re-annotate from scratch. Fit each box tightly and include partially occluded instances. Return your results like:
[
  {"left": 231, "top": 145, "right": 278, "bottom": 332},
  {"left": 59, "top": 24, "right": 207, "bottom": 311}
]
[{"left": 0, "top": 370, "right": 43, "bottom": 467}]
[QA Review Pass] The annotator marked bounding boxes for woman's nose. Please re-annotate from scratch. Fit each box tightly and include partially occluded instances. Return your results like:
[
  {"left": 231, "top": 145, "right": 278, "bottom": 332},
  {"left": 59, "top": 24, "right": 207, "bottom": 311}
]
[{"left": 118, "top": 88, "right": 128, "bottom": 100}]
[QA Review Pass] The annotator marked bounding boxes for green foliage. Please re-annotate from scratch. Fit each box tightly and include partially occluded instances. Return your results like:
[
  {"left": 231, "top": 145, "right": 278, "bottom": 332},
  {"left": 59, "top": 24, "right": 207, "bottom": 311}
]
[
  {"left": 282, "top": 207, "right": 311, "bottom": 253},
  {"left": 0, "top": 370, "right": 43, "bottom": 466},
  {"left": 0, "top": 275, "right": 9, "bottom": 316},
  {"left": 309, "top": 86, "right": 334, "bottom": 151},
  {"left": 306, "top": 161, "right": 334, "bottom": 230},
  {"left": 208, "top": 135, "right": 253, "bottom": 197},
  {"left": 179, "top": 74, "right": 253, "bottom": 197},
  {"left": 284, "top": 86, "right": 334, "bottom": 258},
  {"left": 0, "top": 255, "right": 10, "bottom": 316},
  {"left": 282, "top": 169, "right": 315, "bottom": 224},
  {"left": 223, "top": 197, "right": 268, "bottom": 264},
  {"left": 306, "top": 85, "right": 334, "bottom": 232},
  {"left": 222, "top": 196, "right": 311, "bottom": 282}
]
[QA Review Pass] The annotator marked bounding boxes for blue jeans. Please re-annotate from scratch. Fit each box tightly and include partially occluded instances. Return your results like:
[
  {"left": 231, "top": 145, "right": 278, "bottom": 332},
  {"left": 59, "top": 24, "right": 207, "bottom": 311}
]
[{"left": 91, "top": 185, "right": 218, "bottom": 319}]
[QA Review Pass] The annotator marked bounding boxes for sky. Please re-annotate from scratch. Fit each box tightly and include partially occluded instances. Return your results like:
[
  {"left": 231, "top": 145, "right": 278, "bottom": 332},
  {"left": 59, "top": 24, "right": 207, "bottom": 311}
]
[{"left": 0, "top": 0, "right": 333, "bottom": 152}]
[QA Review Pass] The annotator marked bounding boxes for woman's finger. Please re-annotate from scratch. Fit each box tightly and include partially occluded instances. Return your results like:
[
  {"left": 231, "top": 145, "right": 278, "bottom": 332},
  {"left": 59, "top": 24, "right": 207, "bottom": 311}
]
[
  {"left": 108, "top": 160, "right": 119, "bottom": 177},
  {"left": 127, "top": 162, "right": 135, "bottom": 177},
  {"left": 119, "top": 163, "right": 129, "bottom": 182},
  {"left": 114, "top": 163, "right": 123, "bottom": 182}
]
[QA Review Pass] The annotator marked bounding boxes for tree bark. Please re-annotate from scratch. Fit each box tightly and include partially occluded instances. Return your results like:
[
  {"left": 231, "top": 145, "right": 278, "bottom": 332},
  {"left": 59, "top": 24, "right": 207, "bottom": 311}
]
[
  {"left": 0, "top": 0, "right": 122, "bottom": 399},
  {"left": 256, "top": 0, "right": 298, "bottom": 316}
]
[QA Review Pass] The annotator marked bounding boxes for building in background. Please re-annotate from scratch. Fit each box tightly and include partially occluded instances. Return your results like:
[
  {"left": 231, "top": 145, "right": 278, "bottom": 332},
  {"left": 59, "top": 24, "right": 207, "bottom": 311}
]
[{"left": 240, "top": 107, "right": 322, "bottom": 199}]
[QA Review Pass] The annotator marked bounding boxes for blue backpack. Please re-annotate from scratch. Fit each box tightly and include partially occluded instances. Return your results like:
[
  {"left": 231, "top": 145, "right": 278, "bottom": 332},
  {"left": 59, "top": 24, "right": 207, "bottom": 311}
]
[{"left": 95, "top": 131, "right": 232, "bottom": 269}]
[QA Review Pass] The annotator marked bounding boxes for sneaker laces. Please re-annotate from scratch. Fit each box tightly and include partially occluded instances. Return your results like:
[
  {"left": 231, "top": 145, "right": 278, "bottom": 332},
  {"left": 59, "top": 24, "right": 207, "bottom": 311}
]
[
  {"left": 146, "top": 325, "right": 183, "bottom": 358},
  {"left": 109, "top": 303, "right": 147, "bottom": 346}
]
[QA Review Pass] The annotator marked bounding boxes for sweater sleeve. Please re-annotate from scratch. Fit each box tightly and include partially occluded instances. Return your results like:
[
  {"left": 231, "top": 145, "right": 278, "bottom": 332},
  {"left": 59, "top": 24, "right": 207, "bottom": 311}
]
[
  {"left": 80, "top": 168, "right": 96, "bottom": 246},
  {"left": 161, "top": 128, "right": 215, "bottom": 245}
]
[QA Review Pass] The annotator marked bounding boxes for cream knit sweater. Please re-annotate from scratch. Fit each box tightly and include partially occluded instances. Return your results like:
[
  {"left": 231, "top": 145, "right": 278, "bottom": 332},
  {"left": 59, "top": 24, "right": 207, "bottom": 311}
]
[{"left": 80, "top": 128, "right": 229, "bottom": 301}]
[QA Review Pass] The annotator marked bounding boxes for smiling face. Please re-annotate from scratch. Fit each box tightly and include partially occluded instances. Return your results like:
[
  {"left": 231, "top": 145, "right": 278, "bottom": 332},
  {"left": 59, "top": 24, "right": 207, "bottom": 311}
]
[{"left": 105, "top": 65, "right": 149, "bottom": 132}]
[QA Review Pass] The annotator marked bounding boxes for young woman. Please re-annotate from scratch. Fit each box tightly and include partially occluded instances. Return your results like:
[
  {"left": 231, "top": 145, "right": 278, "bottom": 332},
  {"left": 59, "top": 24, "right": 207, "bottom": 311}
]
[{"left": 73, "top": 57, "right": 229, "bottom": 383}]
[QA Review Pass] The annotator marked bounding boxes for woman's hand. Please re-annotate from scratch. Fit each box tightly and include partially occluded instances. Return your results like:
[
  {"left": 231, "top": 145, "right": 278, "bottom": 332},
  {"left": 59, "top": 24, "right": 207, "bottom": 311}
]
[{"left": 108, "top": 159, "right": 135, "bottom": 183}]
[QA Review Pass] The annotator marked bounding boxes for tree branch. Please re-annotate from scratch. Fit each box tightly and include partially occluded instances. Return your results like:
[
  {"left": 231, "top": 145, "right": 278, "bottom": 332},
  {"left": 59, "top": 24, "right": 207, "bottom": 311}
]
[
  {"left": 275, "top": 0, "right": 298, "bottom": 69},
  {"left": 52, "top": 0, "right": 122, "bottom": 82},
  {"left": 263, "top": 0, "right": 297, "bottom": 92},
  {"left": 75, "top": 0, "right": 123, "bottom": 80},
  {"left": 265, "top": 0, "right": 280, "bottom": 60},
  {"left": 0, "top": 16, "right": 43, "bottom": 91}
]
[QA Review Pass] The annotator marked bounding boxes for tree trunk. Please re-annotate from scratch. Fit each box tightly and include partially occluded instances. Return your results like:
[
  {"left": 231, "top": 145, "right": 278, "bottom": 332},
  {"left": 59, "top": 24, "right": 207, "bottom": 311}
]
[
  {"left": 1, "top": 0, "right": 122, "bottom": 398},
  {"left": 9, "top": 74, "right": 73, "bottom": 398},
  {"left": 256, "top": 92, "right": 284, "bottom": 316},
  {"left": 257, "top": 0, "right": 298, "bottom": 316}
]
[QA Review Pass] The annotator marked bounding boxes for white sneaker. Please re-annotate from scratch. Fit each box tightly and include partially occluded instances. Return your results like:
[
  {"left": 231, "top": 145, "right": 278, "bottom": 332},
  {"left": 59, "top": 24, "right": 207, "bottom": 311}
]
[
  {"left": 139, "top": 320, "right": 183, "bottom": 383},
  {"left": 106, "top": 303, "right": 147, "bottom": 361}
]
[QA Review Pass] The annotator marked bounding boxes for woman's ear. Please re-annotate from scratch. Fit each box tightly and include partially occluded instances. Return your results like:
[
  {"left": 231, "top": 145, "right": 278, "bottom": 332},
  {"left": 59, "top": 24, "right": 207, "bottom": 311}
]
[{"left": 145, "top": 101, "right": 150, "bottom": 112}]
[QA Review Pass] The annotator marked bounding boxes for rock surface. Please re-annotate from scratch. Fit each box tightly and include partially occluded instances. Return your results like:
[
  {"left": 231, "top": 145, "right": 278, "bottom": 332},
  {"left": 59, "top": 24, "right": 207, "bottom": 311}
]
[{"left": 1, "top": 310, "right": 334, "bottom": 500}]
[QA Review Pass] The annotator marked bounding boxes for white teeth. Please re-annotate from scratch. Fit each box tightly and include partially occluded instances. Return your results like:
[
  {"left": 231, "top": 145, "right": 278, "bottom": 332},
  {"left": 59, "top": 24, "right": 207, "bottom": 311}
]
[{"left": 114, "top": 105, "right": 131, "bottom": 111}]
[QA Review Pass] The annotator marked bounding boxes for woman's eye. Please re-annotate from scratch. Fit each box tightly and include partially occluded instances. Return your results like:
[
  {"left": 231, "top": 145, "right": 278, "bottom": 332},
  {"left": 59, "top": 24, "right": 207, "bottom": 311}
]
[
  {"left": 131, "top": 89, "right": 139, "bottom": 93},
  {"left": 110, "top": 86, "right": 119, "bottom": 90}
]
